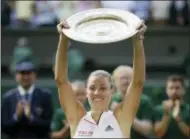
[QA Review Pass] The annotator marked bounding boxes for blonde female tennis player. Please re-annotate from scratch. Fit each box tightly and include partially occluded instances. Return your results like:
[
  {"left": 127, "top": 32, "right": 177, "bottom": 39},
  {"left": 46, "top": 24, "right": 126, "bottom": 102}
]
[{"left": 54, "top": 20, "right": 147, "bottom": 138}]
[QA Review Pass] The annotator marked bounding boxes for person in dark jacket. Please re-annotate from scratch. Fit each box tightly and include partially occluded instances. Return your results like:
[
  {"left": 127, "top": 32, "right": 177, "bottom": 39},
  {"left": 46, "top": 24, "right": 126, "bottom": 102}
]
[
  {"left": 168, "top": 0, "right": 189, "bottom": 26},
  {"left": 1, "top": 61, "right": 53, "bottom": 139}
]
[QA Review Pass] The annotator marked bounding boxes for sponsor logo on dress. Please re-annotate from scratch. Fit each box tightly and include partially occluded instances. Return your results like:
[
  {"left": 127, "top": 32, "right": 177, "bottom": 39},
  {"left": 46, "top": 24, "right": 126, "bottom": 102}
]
[
  {"left": 105, "top": 125, "right": 114, "bottom": 132},
  {"left": 77, "top": 131, "right": 93, "bottom": 136}
]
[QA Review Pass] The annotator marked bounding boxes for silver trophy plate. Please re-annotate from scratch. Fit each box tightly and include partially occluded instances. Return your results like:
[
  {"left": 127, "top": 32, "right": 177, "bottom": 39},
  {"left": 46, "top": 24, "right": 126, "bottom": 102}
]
[{"left": 62, "top": 8, "right": 141, "bottom": 44}]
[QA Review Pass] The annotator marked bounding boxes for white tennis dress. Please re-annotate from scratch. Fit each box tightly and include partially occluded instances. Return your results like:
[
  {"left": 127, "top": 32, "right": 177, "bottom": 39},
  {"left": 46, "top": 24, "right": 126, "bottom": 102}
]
[{"left": 73, "top": 110, "right": 125, "bottom": 138}]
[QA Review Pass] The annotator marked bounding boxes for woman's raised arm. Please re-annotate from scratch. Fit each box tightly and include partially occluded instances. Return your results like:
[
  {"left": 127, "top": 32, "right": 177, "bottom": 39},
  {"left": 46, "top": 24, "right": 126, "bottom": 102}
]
[{"left": 54, "top": 21, "right": 86, "bottom": 130}]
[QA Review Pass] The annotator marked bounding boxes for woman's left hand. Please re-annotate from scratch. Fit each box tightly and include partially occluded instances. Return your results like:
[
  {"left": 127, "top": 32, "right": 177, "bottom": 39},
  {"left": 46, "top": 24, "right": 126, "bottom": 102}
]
[{"left": 135, "top": 20, "right": 147, "bottom": 40}]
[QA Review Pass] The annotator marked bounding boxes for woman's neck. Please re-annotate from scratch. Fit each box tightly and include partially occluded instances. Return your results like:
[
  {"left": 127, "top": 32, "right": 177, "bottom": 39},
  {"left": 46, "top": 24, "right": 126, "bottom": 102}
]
[
  {"left": 91, "top": 110, "right": 103, "bottom": 122},
  {"left": 91, "top": 109, "right": 109, "bottom": 123}
]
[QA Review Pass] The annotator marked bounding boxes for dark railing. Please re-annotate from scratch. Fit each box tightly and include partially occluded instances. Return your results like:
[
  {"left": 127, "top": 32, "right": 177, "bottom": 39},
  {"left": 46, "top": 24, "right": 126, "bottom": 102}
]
[{"left": 2, "top": 26, "right": 190, "bottom": 76}]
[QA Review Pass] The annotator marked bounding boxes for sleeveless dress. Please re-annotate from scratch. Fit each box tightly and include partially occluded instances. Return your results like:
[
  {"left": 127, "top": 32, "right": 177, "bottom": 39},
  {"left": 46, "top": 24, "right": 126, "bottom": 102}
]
[{"left": 73, "top": 110, "right": 125, "bottom": 138}]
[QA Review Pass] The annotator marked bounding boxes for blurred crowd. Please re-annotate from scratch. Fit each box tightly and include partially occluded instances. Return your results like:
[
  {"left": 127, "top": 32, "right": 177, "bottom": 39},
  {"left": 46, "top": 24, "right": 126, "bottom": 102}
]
[
  {"left": 1, "top": 0, "right": 189, "bottom": 28},
  {"left": 2, "top": 32, "right": 190, "bottom": 139},
  {"left": 2, "top": 60, "right": 190, "bottom": 139}
]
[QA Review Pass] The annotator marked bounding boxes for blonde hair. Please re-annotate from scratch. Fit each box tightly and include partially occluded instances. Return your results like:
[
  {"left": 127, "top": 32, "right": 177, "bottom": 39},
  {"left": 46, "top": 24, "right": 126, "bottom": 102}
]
[
  {"left": 88, "top": 70, "right": 114, "bottom": 88},
  {"left": 71, "top": 80, "right": 86, "bottom": 89},
  {"left": 112, "top": 65, "right": 133, "bottom": 79}
]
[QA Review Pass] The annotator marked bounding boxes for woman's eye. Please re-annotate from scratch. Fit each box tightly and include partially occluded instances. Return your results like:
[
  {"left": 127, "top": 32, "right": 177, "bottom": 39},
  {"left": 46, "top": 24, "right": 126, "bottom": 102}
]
[
  {"left": 100, "top": 87, "right": 106, "bottom": 90},
  {"left": 90, "top": 87, "right": 95, "bottom": 90}
]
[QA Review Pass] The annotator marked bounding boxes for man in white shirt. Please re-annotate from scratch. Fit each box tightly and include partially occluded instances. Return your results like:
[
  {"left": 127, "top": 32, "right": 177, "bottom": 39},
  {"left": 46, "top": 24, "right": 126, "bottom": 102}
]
[{"left": 151, "top": 1, "right": 171, "bottom": 25}]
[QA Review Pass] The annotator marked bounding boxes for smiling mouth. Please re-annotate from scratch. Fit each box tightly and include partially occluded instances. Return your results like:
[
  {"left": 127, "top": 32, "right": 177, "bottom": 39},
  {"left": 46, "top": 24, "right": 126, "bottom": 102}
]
[{"left": 93, "top": 98, "right": 104, "bottom": 102}]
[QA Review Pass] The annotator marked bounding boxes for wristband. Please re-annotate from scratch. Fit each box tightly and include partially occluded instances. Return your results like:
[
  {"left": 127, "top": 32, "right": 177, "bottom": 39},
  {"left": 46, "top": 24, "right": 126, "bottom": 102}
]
[{"left": 137, "top": 35, "right": 144, "bottom": 40}]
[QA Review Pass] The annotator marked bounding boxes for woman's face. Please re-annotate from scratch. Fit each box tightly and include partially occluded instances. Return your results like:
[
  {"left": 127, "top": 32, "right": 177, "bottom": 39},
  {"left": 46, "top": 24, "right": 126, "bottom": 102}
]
[{"left": 86, "top": 75, "right": 113, "bottom": 111}]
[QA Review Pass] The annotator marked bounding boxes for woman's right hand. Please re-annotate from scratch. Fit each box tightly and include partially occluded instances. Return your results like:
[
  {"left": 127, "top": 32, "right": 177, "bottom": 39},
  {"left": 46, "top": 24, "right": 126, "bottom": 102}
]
[{"left": 57, "top": 20, "right": 70, "bottom": 38}]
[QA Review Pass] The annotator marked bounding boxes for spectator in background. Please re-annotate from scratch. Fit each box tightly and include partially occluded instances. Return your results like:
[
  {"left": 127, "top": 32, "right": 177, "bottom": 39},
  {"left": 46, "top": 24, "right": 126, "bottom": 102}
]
[
  {"left": 134, "top": 1, "right": 151, "bottom": 22},
  {"left": 10, "top": 37, "right": 34, "bottom": 74},
  {"left": 1, "top": 62, "right": 53, "bottom": 139},
  {"left": 51, "top": 80, "right": 90, "bottom": 139},
  {"left": 52, "top": 1, "right": 77, "bottom": 21},
  {"left": 151, "top": 1, "right": 171, "bottom": 25},
  {"left": 31, "top": 1, "right": 58, "bottom": 27},
  {"left": 68, "top": 47, "right": 85, "bottom": 80},
  {"left": 13, "top": 1, "right": 34, "bottom": 28},
  {"left": 100, "top": 1, "right": 136, "bottom": 12},
  {"left": 111, "top": 66, "right": 155, "bottom": 139},
  {"left": 168, "top": 0, "right": 189, "bottom": 26},
  {"left": 1, "top": 0, "right": 13, "bottom": 27},
  {"left": 75, "top": 0, "right": 101, "bottom": 12},
  {"left": 154, "top": 75, "right": 190, "bottom": 139},
  {"left": 52, "top": 43, "right": 85, "bottom": 81}
]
